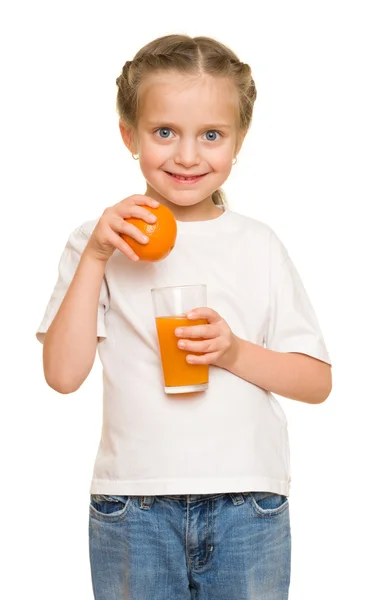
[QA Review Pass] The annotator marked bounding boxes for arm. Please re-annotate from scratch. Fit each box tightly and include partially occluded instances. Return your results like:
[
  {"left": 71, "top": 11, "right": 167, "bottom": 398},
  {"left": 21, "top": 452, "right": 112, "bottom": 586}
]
[
  {"left": 43, "top": 252, "right": 106, "bottom": 394},
  {"left": 220, "top": 335, "right": 332, "bottom": 404},
  {"left": 175, "top": 309, "right": 332, "bottom": 405},
  {"left": 41, "top": 195, "right": 160, "bottom": 394}
]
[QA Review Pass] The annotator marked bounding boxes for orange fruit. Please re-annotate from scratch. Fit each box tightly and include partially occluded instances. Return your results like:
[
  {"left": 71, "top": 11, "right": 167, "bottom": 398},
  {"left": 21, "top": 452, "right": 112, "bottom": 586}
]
[{"left": 121, "top": 203, "right": 177, "bottom": 261}]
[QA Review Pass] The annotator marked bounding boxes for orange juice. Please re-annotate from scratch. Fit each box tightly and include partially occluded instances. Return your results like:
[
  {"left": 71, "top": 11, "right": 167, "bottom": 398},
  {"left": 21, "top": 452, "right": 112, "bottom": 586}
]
[{"left": 155, "top": 316, "right": 209, "bottom": 390}]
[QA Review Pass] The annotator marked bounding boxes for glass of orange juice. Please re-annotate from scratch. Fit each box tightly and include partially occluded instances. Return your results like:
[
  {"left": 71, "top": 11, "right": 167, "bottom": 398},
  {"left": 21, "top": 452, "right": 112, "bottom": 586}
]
[{"left": 151, "top": 284, "right": 208, "bottom": 394}]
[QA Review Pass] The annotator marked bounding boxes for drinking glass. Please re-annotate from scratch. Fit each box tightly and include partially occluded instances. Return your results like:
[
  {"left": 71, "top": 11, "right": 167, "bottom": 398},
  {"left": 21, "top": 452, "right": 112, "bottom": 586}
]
[{"left": 151, "top": 284, "right": 208, "bottom": 394}]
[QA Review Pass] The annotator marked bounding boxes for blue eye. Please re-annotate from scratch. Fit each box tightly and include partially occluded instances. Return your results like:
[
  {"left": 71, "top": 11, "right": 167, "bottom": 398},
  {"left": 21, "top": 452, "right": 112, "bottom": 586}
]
[
  {"left": 156, "top": 128, "right": 173, "bottom": 138},
  {"left": 204, "top": 130, "right": 221, "bottom": 141}
]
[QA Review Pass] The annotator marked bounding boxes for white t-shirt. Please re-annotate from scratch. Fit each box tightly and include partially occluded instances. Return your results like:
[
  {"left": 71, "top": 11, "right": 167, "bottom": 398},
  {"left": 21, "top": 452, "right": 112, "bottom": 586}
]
[{"left": 36, "top": 209, "right": 331, "bottom": 497}]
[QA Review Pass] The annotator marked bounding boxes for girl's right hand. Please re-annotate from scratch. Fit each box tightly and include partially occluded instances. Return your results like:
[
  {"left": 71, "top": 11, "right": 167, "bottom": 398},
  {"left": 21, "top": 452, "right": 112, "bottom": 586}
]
[{"left": 84, "top": 195, "right": 160, "bottom": 262}]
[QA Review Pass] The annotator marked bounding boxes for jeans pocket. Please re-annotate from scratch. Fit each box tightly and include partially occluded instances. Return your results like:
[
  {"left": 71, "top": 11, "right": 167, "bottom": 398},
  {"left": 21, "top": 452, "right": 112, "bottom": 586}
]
[
  {"left": 249, "top": 491, "right": 289, "bottom": 517},
  {"left": 89, "top": 494, "right": 132, "bottom": 522}
]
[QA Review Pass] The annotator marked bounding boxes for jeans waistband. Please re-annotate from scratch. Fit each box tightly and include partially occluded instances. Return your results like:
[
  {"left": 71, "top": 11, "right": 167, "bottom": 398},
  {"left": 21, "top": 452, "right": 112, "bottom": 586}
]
[{"left": 140, "top": 493, "right": 246, "bottom": 508}]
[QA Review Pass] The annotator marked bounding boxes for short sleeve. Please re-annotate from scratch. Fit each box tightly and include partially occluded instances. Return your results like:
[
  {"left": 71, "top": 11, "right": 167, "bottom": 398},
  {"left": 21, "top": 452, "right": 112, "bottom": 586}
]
[
  {"left": 265, "top": 231, "right": 331, "bottom": 365},
  {"left": 36, "top": 221, "right": 109, "bottom": 344}
]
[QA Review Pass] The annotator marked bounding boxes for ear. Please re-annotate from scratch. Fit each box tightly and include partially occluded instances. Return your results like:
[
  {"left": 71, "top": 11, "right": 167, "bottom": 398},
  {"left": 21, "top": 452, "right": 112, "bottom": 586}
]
[{"left": 118, "top": 120, "right": 137, "bottom": 154}]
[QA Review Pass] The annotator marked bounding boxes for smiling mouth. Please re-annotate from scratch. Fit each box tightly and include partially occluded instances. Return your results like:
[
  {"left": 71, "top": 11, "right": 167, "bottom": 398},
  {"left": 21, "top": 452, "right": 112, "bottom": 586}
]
[{"left": 165, "top": 171, "right": 208, "bottom": 182}]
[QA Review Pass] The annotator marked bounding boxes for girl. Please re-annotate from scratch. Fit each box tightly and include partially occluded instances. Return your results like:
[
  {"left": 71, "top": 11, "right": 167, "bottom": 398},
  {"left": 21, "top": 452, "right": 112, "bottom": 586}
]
[{"left": 37, "top": 34, "right": 332, "bottom": 600}]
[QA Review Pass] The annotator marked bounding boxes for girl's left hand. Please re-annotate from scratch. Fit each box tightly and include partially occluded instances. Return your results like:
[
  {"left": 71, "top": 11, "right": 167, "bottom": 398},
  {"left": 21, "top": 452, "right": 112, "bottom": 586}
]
[{"left": 174, "top": 307, "right": 238, "bottom": 369}]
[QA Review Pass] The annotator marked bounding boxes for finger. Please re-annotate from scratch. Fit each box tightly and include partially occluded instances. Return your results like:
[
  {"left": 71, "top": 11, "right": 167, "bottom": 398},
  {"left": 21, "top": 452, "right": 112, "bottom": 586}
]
[
  {"left": 121, "top": 195, "right": 160, "bottom": 209},
  {"left": 174, "top": 323, "right": 218, "bottom": 339},
  {"left": 108, "top": 231, "right": 140, "bottom": 261},
  {"left": 119, "top": 205, "right": 158, "bottom": 224},
  {"left": 134, "top": 195, "right": 160, "bottom": 208},
  {"left": 111, "top": 217, "right": 150, "bottom": 245},
  {"left": 186, "top": 351, "right": 220, "bottom": 365},
  {"left": 186, "top": 307, "right": 222, "bottom": 323},
  {"left": 177, "top": 338, "right": 218, "bottom": 354}
]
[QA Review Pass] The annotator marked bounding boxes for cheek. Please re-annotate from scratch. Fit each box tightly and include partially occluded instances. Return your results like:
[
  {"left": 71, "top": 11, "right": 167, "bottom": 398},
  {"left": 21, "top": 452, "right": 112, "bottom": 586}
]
[
  {"left": 139, "top": 154, "right": 155, "bottom": 173},
  {"left": 210, "top": 141, "right": 235, "bottom": 166},
  {"left": 140, "top": 141, "right": 168, "bottom": 169},
  {"left": 211, "top": 151, "right": 233, "bottom": 172}
]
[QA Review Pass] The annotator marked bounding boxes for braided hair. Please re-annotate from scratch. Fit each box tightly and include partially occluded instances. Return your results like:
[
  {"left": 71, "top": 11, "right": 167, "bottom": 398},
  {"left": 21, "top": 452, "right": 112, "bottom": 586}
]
[{"left": 116, "top": 35, "right": 257, "bottom": 207}]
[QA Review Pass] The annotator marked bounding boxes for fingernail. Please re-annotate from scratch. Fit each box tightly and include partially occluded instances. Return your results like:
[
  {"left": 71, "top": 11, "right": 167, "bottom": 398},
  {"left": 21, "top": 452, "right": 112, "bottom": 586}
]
[
  {"left": 187, "top": 312, "right": 194, "bottom": 318},
  {"left": 141, "top": 235, "right": 149, "bottom": 242},
  {"left": 175, "top": 328, "right": 183, "bottom": 336},
  {"left": 178, "top": 341, "right": 185, "bottom": 349}
]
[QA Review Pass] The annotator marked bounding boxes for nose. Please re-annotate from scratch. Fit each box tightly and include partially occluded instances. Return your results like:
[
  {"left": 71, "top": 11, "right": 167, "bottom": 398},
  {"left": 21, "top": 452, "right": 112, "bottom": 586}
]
[{"left": 174, "top": 138, "right": 201, "bottom": 167}]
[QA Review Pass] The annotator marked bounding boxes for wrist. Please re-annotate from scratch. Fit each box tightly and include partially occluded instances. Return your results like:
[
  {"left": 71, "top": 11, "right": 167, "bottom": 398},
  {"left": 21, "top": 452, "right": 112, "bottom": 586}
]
[
  {"left": 78, "top": 249, "right": 108, "bottom": 282},
  {"left": 82, "top": 245, "right": 110, "bottom": 266},
  {"left": 217, "top": 333, "right": 244, "bottom": 371}
]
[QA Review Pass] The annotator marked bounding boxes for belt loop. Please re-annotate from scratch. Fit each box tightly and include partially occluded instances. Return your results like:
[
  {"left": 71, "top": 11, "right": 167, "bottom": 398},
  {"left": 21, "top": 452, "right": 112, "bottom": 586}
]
[
  {"left": 140, "top": 496, "right": 155, "bottom": 510},
  {"left": 229, "top": 493, "right": 245, "bottom": 506}
]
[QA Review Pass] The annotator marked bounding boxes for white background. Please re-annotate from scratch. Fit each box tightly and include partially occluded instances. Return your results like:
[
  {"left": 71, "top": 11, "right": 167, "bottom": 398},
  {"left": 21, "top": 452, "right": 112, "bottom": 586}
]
[{"left": 2, "top": 0, "right": 369, "bottom": 598}]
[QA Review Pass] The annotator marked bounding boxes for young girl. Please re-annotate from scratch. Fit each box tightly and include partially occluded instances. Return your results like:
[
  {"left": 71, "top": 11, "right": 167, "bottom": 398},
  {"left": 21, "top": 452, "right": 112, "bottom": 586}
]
[{"left": 37, "top": 34, "right": 332, "bottom": 600}]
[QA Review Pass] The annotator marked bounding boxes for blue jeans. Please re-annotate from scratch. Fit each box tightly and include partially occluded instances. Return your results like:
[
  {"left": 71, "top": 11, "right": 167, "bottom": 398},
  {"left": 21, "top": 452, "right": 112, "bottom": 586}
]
[{"left": 89, "top": 492, "right": 291, "bottom": 599}]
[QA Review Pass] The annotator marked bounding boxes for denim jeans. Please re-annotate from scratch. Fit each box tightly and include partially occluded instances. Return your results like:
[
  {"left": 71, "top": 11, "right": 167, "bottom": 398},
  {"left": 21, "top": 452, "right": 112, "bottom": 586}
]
[{"left": 89, "top": 491, "right": 291, "bottom": 599}]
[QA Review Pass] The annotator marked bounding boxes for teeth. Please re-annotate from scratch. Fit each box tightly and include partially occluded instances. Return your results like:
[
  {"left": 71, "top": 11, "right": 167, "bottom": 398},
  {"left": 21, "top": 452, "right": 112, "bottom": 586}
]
[{"left": 173, "top": 174, "right": 198, "bottom": 180}]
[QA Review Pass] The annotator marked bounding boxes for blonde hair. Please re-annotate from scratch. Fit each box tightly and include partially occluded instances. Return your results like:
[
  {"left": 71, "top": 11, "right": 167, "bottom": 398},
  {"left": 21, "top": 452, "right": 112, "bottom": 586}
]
[{"left": 116, "top": 34, "right": 257, "bottom": 207}]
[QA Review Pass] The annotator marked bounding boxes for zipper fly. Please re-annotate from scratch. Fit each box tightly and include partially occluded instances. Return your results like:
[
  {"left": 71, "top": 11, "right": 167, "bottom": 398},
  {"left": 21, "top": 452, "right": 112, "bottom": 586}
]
[{"left": 186, "top": 496, "right": 214, "bottom": 570}]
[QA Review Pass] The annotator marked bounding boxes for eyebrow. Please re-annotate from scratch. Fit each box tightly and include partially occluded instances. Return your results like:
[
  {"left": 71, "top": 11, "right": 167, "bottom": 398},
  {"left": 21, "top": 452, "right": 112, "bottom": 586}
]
[{"left": 145, "top": 121, "right": 232, "bottom": 130}]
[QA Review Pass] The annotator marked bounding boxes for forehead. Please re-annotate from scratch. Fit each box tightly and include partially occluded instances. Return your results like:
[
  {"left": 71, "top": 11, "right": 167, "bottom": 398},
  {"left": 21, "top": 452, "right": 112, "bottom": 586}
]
[{"left": 138, "top": 72, "right": 239, "bottom": 126}]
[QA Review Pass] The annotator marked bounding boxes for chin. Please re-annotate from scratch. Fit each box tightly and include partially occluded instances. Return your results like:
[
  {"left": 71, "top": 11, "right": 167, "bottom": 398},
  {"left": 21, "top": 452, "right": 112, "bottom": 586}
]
[
  {"left": 166, "top": 195, "right": 207, "bottom": 206},
  {"left": 166, "top": 195, "right": 212, "bottom": 209},
  {"left": 151, "top": 184, "right": 215, "bottom": 206},
  {"left": 145, "top": 174, "right": 220, "bottom": 206}
]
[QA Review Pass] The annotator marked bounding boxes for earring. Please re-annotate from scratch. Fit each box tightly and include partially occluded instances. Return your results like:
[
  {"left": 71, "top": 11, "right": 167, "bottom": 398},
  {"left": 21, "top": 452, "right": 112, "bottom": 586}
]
[
  {"left": 132, "top": 154, "right": 139, "bottom": 160},
  {"left": 232, "top": 157, "right": 237, "bottom": 165}
]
